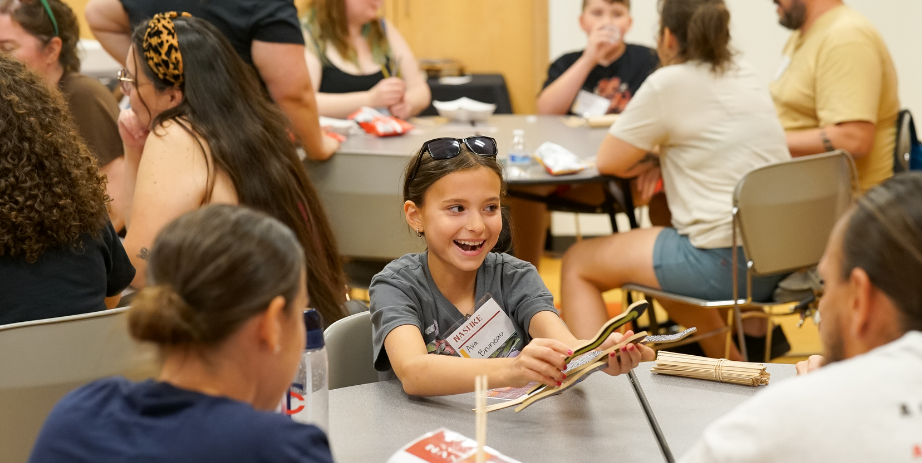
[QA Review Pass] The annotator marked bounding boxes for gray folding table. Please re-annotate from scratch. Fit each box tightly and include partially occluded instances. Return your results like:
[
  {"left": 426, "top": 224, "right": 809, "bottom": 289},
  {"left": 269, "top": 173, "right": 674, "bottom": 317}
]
[
  {"left": 630, "top": 362, "right": 798, "bottom": 460},
  {"left": 328, "top": 375, "right": 668, "bottom": 463},
  {"left": 305, "top": 115, "right": 626, "bottom": 260}
]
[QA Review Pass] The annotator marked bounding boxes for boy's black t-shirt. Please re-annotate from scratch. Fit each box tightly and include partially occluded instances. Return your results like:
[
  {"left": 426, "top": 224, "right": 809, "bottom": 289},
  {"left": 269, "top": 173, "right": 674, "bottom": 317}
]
[{"left": 543, "top": 44, "right": 659, "bottom": 114}]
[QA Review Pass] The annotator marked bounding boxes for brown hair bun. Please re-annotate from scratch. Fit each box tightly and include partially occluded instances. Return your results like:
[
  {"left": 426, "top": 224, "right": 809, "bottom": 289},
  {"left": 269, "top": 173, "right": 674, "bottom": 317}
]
[
  {"left": 126, "top": 205, "right": 305, "bottom": 348},
  {"left": 128, "top": 285, "right": 202, "bottom": 345}
]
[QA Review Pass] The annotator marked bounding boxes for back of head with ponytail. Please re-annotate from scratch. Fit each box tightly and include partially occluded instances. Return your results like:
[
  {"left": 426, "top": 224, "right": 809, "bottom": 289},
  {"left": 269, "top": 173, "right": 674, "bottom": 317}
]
[
  {"left": 129, "top": 205, "right": 305, "bottom": 348},
  {"left": 659, "top": 0, "right": 733, "bottom": 73}
]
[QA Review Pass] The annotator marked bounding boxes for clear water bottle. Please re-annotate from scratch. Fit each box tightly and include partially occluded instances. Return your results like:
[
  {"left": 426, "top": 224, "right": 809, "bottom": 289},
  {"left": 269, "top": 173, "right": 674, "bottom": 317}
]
[
  {"left": 287, "top": 309, "right": 329, "bottom": 433},
  {"left": 508, "top": 129, "right": 531, "bottom": 165}
]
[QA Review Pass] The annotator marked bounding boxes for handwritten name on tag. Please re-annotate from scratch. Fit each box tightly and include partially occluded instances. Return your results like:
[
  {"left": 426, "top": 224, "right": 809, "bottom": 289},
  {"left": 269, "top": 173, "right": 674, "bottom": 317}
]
[{"left": 446, "top": 298, "right": 517, "bottom": 359}]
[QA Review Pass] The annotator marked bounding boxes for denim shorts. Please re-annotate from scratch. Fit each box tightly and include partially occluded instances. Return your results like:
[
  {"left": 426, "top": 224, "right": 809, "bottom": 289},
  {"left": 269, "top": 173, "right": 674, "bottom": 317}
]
[{"left": 652, "top": 228, "right": 787, "bottom": 302}]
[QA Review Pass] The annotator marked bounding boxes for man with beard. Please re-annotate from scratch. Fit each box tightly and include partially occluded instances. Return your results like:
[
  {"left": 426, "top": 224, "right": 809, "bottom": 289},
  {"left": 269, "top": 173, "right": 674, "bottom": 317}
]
[
  {"left": 679, "top": 172, "right": 922, "bottom": 463},
  {"left": 770, "top": 0, "right": 899, "bottom": 193}
]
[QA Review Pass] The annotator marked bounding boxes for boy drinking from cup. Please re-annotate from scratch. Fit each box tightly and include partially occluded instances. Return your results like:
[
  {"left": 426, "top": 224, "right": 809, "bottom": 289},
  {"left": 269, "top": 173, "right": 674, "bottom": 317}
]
[{"left": 537, "top": 0, "right": 658, "bottom": 116}]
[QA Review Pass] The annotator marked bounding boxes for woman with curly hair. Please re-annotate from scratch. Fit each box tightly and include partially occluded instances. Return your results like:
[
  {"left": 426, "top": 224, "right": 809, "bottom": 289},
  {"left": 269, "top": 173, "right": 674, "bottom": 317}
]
[
  {"left": 0, "top": 0, "right": 127, "bottom": 231},
  {"left": 117, "top": 13, "right": 349, "bottom": 326},
  {"left": 0, "top": 54, "right": 135, "bottom": 325}
]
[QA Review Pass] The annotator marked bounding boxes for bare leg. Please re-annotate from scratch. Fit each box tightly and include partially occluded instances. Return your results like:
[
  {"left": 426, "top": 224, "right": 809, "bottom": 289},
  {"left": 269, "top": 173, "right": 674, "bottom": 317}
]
[
  {"left": 561, "top": 227, "right": 663, "bottom": 339},
  {"left": 656, "top": 300, "right": 743, "bottom": 360},
  {"left": 742, "top": 313, "right": 768, "bottom": 336},
  {"left": 506, "top": 196, "right": 550, "bottom": 270},
  {"left": 507, "top": 184, "right": 609, "bottom": 270}
]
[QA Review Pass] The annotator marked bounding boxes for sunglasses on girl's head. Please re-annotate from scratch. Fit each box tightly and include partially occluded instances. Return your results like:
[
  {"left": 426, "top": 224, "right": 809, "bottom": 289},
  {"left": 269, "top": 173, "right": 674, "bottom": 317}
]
[{"left": 408, "top": 136, "right": 498, "bottom": 182}]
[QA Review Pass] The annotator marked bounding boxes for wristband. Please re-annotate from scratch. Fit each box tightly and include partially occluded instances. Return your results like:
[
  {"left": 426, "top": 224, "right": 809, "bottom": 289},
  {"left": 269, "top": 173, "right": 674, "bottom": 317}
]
[{"left": 820, "top": 130, "right": 835, "bottom": 152}]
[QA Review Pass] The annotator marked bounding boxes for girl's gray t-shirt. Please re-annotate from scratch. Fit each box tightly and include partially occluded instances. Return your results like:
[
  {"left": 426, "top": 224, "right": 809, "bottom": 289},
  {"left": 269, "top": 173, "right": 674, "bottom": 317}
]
[{"left": 369, "top": 251, "right": 559, "bottom": 373}]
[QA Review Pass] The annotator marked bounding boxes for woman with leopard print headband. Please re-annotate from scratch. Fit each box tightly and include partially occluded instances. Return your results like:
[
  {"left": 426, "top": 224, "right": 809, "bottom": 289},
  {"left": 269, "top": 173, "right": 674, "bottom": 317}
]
[
  {"left": 117, "top": 12, "right": 350, "bottom": 328},
  {"left": 87, "top": 0, "right": 338, "bottom": 161}
]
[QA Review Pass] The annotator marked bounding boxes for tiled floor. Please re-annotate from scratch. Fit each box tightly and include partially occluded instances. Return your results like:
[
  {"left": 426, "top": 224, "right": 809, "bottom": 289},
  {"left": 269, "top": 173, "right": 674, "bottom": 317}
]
[{"left": 536, "top": 255, "right": 823, "bottom": 364}]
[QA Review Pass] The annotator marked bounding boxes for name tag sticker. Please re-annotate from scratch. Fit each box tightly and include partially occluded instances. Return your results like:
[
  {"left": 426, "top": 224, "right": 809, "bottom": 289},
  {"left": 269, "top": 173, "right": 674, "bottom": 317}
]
[
  {"left": 446, "top": 297, "right": 518, "bottom": 359},
  {"left": 774, "top": 56, "right": 791, "bottom": 82},
  {"left": 571, "top": 90, "right": 610, "bottom": 117}
]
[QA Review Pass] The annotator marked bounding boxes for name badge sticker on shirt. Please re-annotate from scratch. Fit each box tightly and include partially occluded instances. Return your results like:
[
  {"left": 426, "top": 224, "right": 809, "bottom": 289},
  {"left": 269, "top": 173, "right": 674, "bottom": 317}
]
[
  {"left": 445, "top": 297, "right": 519, "bottom": 359},
  {"left": 774, "top": 56, "right": 791, "bottom": 82},
  {"left": 571, "top": 90, "right": 611, "bottom": 118}
]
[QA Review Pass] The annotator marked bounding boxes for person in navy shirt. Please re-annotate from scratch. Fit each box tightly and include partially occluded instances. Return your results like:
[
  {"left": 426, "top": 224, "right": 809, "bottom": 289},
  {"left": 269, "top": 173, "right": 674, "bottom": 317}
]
[{"left": 29, "top": 205, "right": 334, "bottom": 463}]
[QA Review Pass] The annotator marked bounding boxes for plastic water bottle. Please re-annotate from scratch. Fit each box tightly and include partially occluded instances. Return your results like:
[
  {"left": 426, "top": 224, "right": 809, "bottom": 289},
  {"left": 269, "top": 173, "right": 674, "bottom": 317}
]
[
  {"left": 508, "top": 129, "right": 531, "bottom": 165},
  {"left": 287, "top": 309, "right": 329, "bottom": 433}
]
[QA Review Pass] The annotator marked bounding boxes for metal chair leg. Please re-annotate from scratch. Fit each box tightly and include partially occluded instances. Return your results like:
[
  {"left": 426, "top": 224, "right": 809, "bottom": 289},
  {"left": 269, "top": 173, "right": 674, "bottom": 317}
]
[
  {"left": 764, "top": 318, "right": 774, "bottom": 363},
  {"left": 647, "top": 300, "right": 662, "bottom": 335}
]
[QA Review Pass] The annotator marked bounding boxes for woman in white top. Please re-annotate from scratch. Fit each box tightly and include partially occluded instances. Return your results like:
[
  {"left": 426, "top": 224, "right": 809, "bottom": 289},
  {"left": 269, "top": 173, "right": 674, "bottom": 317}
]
[
  {"left": 302, "top": 0, "right": 430, "bottom": 119},
  {"left": 560, "top": 0, "right": 791, "bottom": 359}
]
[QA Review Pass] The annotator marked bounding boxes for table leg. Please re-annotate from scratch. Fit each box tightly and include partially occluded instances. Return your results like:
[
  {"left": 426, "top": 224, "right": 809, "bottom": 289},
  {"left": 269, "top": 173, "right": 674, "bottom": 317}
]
[{"left": 629, "top": 370, "right": 676, "bottom": 463}]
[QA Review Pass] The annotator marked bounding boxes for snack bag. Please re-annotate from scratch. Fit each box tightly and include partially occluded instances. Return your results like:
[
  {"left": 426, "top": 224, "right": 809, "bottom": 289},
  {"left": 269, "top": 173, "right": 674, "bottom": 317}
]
[
  {"left": 533, "top": 142, "right": 589, "bottom": 175},
  {"left": 388, "top": 429, "right": 520, "bottom": 463},
  {"left": 348, "top": 106, "right": 414, "bottom": 137}
]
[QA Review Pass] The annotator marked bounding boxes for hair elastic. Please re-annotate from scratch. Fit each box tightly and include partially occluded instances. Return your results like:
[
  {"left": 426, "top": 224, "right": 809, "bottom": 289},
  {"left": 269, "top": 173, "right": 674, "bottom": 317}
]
[{"left": 38, "top": 0, "right": 58, "bottom": 37}]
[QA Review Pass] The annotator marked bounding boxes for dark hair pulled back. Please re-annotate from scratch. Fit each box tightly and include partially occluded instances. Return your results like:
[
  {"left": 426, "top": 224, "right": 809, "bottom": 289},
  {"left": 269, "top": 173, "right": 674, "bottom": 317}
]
[
  {"left": 0, "top": 0, "right": 81, "bottom": 75},
  {"left": 129, "top": 16, "right": 348, "bottom": 325},
  {"left": 129, "top": 205, "right": 304, "bottom": 346},
  {"left": 840, "top": 172, "right": 922, "bottom": 333},
  {"left": 659, "top": 0, "right": 733, "bottom": 73}
]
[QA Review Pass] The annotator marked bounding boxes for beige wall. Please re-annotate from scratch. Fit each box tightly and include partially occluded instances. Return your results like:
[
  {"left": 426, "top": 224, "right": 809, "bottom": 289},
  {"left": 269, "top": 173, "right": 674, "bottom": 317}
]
[
  {"left": 383, "top": 0, "right": 548, "bottom": 114},
  {"left": 63, "top": 0, "right": 94, "bottom": 39}
]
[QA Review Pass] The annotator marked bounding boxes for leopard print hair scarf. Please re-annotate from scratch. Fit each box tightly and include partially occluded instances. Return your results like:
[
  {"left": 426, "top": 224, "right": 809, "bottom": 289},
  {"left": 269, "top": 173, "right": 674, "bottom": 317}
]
[{"left": 142, "top": 12, "right": 191, "bottom": 88}]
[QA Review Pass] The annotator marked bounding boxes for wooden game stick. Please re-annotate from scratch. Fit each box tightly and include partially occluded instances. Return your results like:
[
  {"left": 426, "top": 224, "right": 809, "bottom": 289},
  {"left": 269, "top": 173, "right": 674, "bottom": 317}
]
[
  {"left": 513, "top": 331, "right": 650, "bottom": 412},
  {"left": 480, "top": 326, "right": 700, "bottom": 413},
  {"left": 482, "top": 331, "right": 649, "bottom": 413},
  {"left": 566, "top": 300, "right": 649, "bottom": 362}
]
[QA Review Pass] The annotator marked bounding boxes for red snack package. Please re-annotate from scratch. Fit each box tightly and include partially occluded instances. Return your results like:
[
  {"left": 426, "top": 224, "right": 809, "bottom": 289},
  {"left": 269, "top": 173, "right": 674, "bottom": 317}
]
[{"left": 348, "top": 106, "right": 413, "bottom": 137}]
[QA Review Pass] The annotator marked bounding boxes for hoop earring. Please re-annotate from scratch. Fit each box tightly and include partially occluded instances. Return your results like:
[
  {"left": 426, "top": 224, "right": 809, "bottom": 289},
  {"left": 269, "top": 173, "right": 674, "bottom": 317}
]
[{"left": 416, "top": 228, "right": 423, "bottom": 237}]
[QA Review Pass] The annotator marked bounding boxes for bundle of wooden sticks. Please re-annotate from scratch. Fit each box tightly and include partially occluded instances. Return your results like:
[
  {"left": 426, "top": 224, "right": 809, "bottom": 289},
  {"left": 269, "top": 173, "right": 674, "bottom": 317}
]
[{"left": 652, "top": 351, "right": 771, "bottom": 386}]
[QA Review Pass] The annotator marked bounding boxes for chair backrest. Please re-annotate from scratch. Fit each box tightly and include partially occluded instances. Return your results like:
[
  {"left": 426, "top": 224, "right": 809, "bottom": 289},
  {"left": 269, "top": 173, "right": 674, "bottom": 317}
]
[
  {"left": 324, "top": 311, "right": 379, "bottom": 390},
  {"left": 734, "top": 151, "right": 858, "bottom": 276},
  {"left": 0, "top": 309, "right": 159, "bottom": 463},
  {"left": 894, "top": 109, "right": 914, "bottom": 173}
]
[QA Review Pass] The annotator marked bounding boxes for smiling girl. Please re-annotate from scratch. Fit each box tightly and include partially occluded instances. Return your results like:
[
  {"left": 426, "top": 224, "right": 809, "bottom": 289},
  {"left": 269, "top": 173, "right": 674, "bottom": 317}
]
[{"left": 369, "top": 137, "right": 654, "bottom": 396}]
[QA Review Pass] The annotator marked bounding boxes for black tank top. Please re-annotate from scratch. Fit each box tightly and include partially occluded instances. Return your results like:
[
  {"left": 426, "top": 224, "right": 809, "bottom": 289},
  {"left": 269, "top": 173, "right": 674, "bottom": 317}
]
[
  {"left": 318, "top": 63, "right": 385, "bottom": 94},
  {"left": 309, "top": 18, "right": 392, "bottom": 94}
]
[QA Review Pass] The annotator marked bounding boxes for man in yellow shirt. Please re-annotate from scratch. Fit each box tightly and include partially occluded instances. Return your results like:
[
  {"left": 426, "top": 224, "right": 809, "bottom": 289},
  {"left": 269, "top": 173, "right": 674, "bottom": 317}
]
[{"left": 770, "top": 0, "right": 899, "bottom": 192}]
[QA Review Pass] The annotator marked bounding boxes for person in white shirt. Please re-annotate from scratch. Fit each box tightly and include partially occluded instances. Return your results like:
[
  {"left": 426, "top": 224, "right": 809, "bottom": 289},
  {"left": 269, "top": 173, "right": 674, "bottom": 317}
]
[
  {"left": 560, "top": 0, "right": 791, "bottom": 359},
  {"left": 681, "top": 172, "right": 922, "bottom": 463}
]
